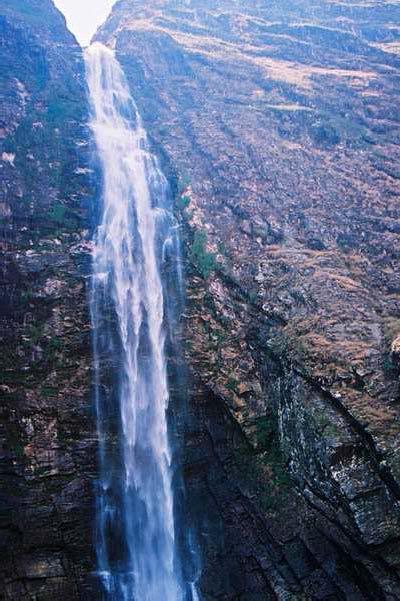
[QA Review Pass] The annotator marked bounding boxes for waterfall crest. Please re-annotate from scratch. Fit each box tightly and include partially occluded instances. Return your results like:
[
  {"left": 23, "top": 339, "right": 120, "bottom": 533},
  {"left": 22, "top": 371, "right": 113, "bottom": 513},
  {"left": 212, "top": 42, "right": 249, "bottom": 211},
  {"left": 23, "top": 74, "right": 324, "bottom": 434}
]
[{"left": 85, "top": 42, "right": 196, "bottom": 600}]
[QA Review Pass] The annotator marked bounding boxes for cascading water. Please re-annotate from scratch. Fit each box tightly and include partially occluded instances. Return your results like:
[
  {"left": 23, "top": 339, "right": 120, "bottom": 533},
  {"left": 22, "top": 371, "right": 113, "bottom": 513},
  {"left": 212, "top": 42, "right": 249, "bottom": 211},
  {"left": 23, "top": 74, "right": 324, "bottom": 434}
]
[{"left": 85, "top": 43, "right": 199, "bottom": 600}]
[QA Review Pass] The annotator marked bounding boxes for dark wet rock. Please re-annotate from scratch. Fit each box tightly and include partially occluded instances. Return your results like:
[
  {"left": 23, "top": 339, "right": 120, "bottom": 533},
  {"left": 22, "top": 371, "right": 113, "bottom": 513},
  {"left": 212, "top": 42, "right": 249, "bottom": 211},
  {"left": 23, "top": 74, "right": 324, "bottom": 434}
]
[{"left": 0, "top": 1, "right": 97, "bottom": 598}]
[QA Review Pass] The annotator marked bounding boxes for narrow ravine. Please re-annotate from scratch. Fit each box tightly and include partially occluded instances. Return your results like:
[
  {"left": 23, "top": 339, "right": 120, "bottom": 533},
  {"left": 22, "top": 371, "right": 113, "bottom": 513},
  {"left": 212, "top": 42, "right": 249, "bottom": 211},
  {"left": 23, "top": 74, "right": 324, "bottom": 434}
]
[{"left": 85, "top": 42, "right": 199, "bottom": 601}]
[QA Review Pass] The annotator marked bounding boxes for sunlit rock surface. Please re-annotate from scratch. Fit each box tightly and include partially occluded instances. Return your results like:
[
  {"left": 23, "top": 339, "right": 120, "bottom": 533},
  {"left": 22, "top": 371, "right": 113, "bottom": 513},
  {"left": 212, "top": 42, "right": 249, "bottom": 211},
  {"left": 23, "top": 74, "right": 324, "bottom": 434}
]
[{"left": 96, "top": 1, "right": 400, "bottom": 598}]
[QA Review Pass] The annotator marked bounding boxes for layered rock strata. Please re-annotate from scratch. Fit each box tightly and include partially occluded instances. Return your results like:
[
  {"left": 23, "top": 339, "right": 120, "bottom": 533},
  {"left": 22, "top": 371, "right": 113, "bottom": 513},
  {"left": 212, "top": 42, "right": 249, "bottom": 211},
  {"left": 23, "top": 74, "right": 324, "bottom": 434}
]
[{"left": 97, "top": 1, "right": 400, "bottom": 598}]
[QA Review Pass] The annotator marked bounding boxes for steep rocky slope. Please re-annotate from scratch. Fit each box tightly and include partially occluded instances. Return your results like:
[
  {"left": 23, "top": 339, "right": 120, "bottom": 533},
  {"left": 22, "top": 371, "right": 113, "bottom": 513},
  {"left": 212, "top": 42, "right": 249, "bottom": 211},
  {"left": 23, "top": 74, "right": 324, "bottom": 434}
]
[
  {"left": 96, "top": 1, "right": 400, "bottom": 598},
  {"left": 0, "top": 1, "right": 97, "bottom": 598},
  {"left": 2, "top": 0, "right": 400, "bottom": 599}
]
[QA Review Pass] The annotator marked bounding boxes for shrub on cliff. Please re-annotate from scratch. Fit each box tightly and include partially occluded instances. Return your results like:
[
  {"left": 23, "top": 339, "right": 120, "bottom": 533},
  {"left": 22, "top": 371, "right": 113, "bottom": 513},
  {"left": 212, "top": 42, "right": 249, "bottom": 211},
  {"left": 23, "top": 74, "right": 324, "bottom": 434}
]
[{"left": 190, "top": 231, "right": 216, "bottom": 279}]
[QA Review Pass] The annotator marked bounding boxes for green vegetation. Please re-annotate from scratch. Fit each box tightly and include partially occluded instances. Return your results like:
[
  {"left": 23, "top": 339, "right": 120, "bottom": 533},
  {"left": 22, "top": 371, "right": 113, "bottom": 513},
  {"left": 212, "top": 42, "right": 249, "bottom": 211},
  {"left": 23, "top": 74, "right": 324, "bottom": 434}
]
[
  {"left": 253, "top": 416, "right": 276, "bottom": 449},
  {"left": 213, "top": 329, "right": 226, "bottom": 345},
  {"left": 310, "top": 122, "right": 340, "bottom": 147},
  {"left": 312, "top": 410, "right": 341, "bottom": 439},
  {"left": 383, "top": 353, "right": 397, "bottom": 377},
  {"left": 47, "top": 336, "right": 64, "bottom": 353},
  {"left": 217, "top": 241, "right": 226, "bottom": 255},
  {"left": 20, "top": 290, "right": 34, "bottom": 305},
  {"left": 6, "top": 423, "right": 25, "bottom": 458},
  {"left": 47, "top": 203, "right": 80, "bottom": 232},
  {"left": 47, "top": 101, "right": 70, "bottom": 123},
  {"left": 177, "top": 174, "right": 191, "bottom": 194},
  {"left": 246, "top": 289, "right": 259, "bottom": 305},
  {"left": 28, "top": 323, "right": 43, "bottom": 345},
  {"left": 48, "top": 203, "right": 67, "bottom": 223},
  {"left": 41, "top": 385, "right": 58, "bottom": 398},
  {"left": 190, "top": 231, "right": 217, "bottom": 278},
  {"left": 177, "top": 194, "right": 191, "bottom": 210},
  {"left": 234, "top": 415, "right": 292, "bottom": 513},
  {"left": 226, "top": 377, "right": 239, "bottom": 393},
  {"left": 310, "top": 111, "right": 376, "bottom": 149}
]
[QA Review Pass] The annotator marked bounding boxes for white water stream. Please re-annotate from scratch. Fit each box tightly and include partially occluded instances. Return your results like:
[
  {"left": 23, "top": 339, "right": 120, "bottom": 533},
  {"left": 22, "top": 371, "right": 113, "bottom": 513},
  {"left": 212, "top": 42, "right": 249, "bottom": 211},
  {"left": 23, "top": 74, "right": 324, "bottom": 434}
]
[{"left": 86, "top": 42, "right": 198, "bottom": 600}]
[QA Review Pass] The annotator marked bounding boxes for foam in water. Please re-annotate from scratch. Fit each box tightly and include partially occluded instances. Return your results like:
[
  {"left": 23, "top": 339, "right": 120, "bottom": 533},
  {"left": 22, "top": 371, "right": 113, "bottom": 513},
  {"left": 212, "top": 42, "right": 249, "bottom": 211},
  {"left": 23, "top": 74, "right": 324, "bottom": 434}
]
[{"left": 85, "top": 42, "right": 199, "bottom": 600}]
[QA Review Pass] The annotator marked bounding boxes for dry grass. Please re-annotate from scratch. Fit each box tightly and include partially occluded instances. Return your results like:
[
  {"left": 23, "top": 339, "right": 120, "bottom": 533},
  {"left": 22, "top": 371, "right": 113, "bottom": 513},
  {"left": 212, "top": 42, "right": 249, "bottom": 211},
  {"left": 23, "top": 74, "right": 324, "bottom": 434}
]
[
  {"left": 373, "top": 42, "right": 400, "bottom": 55},
  {"left": 382, "top": 317, "right": 400, "bottom": 344},
  {"left": 315, "top": 271, "right": 363, "bottom": 293},
  {"left": 264, "top": 103, "right": 313, "bottom": 112},
  {"left": 124, "top": 18, "right": 375, "bottom": 89}
]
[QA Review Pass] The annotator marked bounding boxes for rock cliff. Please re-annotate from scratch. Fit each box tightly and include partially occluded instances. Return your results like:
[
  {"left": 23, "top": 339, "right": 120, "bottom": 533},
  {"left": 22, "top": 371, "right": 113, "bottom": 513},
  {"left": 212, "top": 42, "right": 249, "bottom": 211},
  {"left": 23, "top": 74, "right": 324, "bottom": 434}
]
[
  {"left": 0, "top": 1, "right": 97, "bottom": 598},
  {"left": 96, "top": 1, "right": 400, "bottom": 599},
  {"left": 1, "top": 0, "right": 400, "bottom": 599}
]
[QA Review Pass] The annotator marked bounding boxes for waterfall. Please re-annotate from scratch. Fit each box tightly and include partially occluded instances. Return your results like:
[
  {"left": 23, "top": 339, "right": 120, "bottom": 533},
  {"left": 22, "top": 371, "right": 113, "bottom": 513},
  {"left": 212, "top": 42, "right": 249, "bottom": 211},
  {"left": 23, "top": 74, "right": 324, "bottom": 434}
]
[{"left": 85, "top": 43, "right": 199, "bottom": 600}]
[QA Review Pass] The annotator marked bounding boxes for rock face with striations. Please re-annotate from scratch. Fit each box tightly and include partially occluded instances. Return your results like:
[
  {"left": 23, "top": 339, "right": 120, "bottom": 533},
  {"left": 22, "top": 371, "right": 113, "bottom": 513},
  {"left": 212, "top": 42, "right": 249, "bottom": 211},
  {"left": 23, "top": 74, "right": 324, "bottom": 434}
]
[
  {"left": 0, "top": 1, "right": 97, "bottom": 599},
  {"left": 95, "top": 1, "right": 400, "bottom": 599},
  {"left": 2, "top": 0, "right": 400, "bottom": 599}
]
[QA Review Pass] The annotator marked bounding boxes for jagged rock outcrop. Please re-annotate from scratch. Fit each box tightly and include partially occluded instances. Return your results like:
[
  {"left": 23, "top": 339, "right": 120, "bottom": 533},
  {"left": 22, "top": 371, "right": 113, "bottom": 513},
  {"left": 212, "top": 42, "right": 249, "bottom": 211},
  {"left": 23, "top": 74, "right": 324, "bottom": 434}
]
[
  {"left": 0, "top": 2, "right": 97, "bottom": 598},
  {"left": 96, "top": 1, "right": 400, "bottom": 598},
  {"left": 2, "top": 0, "right": 400, "bottom": 599}
]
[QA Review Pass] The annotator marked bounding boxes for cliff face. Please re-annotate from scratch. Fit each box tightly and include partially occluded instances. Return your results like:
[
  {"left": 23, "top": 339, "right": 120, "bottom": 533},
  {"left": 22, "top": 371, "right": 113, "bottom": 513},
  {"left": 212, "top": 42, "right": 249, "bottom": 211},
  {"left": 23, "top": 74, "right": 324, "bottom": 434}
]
[
  {"left": 2, "top": 0, "right": 400, "bottom": 599},
  {"left": 96, "top": 1, "right": 400, "bottom": 598},
  {"left": 0, "top": 2, "right": 97, "bottom": 598}
]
